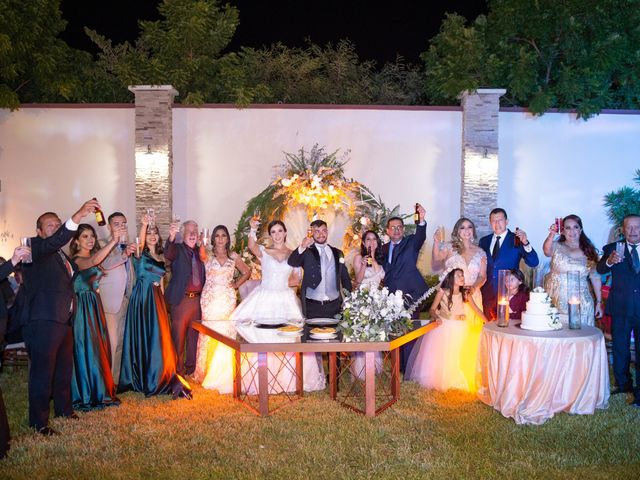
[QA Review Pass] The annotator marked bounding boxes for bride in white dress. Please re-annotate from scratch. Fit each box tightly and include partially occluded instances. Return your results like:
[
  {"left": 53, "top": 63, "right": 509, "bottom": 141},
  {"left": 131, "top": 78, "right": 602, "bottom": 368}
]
[
  {"left": 406, "top": 217, "right": 487, "bottom": 392},
  {"left": 230, "top": 219, "right": 326, "bottom": 392}
]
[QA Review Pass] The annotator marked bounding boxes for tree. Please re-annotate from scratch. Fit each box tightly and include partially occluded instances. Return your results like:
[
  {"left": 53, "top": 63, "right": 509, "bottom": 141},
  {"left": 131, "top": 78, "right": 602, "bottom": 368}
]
[
  {"left": 229, "top": 40, "right": 422, "bottom": 105},
  {"left": 87, "top": 0, "right": 240, "bottom": 103},
  {"left": 422, "top": 0, "right": 640, "bottom": 118},
  {"left": 0, "top": 0, "right": 95, "bottom": 109}
]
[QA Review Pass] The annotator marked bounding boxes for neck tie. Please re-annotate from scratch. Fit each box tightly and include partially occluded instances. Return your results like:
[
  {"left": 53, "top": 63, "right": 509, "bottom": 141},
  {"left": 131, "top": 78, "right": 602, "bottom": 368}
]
[
  {"left": 492, "top": 236, "right": 501, "bottom": 260},
  {"left": 191, "top": 249, "right": 201, "bottom": 287},
  {"left": 631, "top": 244, "right": 640, "bottom": 273},
  {"left": 318, "top": 245, "right": 328, "bottom": 298},
  {"left": 388, "top": 242, "right": 395, "bottom": 263}
]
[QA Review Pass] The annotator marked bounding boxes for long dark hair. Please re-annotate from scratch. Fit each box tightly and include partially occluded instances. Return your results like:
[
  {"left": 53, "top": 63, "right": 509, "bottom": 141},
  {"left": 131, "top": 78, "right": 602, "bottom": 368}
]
[
  {"left": 211, "top": 225, "right": 231, "bottom": 256},
  {"left": 440, "top": 268, "right": 463, "bottom": 310},
  {"left": 70, "top": 224, "right": 100, "bottom": 257},
  {"left": 144, "top": 225, "right": 164, "bottom": 255},
  {"left": 558, "top": 214, "right": 599, "bottom": 263},
  {"left": 451, "top": 217, "right": 478, "bottom": 253},
  {"left": 509, "top": 269, "right": 529, "bottom": 293},
  {"left": 359, "top": 230, "right": 385, "bottom": 264}
]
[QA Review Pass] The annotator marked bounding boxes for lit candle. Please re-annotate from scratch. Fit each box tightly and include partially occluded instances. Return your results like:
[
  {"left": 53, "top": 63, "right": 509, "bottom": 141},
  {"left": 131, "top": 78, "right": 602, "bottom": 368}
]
[{"left": 135, "top": 236, "right": 140, "bottom": 257}]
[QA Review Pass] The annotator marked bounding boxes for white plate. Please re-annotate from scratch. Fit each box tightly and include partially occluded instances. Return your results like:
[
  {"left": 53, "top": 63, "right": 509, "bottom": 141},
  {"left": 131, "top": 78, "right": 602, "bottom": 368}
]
[
  {"left": 253, "top": 318, "right": 288, "bottom": 326},
  {"left": 306, "top": 318, "right": 340, "bottom": 326},
  {"left": 309, "top": 333, "right": 338, "bottom": 340}
]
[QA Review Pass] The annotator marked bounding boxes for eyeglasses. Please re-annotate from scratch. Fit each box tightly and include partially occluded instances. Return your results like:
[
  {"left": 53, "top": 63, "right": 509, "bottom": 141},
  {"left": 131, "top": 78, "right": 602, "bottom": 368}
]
[{"left": 388, "top": 225, "right": 404, "bottom": 231}]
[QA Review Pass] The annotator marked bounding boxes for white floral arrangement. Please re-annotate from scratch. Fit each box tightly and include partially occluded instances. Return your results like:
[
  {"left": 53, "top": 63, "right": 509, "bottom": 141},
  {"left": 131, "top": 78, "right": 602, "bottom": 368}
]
[
  {"left": 339, "top": 279, "right": 440, "bottom": 341},
  {"left": 339, "top": 285, "right": 412, "bottom": 341}
]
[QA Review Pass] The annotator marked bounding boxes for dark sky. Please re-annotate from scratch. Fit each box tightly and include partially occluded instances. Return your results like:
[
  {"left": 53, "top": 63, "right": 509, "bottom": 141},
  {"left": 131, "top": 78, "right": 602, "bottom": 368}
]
[{"left": 59, "top": 0, "right": 486, "bottom": 65}]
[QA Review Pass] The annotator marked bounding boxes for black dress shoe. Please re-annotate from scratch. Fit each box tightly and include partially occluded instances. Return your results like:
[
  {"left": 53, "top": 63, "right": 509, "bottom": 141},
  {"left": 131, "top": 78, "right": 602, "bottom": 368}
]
[
  {"left": 66, "top": 412, "right": 80, "bottom": 420},
  {"left": 37, "top": 426, "right": 60, "bottom": 436},
  {"left": 611, "top": 385, "right": 633, "bottom": 395}
]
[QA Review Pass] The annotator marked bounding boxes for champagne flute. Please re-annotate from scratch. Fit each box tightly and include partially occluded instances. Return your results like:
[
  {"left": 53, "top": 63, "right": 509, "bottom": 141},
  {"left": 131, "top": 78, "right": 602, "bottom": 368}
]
[
  {"left": 119, "top": 232, "right": 128, "bottom": 251},
  {"left": 20, "top": 237, "right": 32, "bottom": 264},
  {"left": 201, "top": 227, "right": 210, "bottom": 247},
  {"left": 438, "top": 225, "right": 446, "bottom": 250},
  {"left": 147, "top": 208, "right": 155, "bottom": 229}
]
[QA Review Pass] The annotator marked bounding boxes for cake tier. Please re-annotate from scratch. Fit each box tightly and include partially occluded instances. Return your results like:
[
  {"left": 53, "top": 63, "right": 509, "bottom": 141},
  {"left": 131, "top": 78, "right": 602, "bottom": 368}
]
[
  {"left": 525, "top": 301, "right": 550, "bottom": 315},
  {"left": 521, "top": 312, "right": 557, "bottom": 331},
  {"left": 529, "top": 291, "right": 549, "bottom": 302}
]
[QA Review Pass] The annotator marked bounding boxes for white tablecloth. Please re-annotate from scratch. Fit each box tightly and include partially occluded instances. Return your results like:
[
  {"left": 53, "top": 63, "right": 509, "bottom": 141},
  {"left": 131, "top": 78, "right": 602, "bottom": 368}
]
[{"left": 476, "top": 323, "right": 610, "bottom": 425}]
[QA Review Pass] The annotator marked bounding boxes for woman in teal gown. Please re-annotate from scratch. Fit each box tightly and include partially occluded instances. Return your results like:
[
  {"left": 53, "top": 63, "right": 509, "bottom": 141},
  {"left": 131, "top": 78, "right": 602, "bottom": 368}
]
[
  {"left": 118, "top": 216, "right": 191, "bottom": 398},
  {"left": 70, "top": 224, "right": 125, "bottom": 411}
]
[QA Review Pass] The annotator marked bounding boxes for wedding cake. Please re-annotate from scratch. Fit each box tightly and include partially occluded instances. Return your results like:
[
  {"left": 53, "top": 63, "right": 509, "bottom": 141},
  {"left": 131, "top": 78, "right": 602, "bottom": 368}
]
[{"left": 520, "top": 287, "right": 562, "bottom": 331}]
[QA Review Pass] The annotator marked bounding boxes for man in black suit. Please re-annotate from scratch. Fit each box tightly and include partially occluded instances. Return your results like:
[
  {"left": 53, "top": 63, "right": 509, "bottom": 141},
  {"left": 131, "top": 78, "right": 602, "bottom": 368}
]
[
  {"left": 21, "top": 199, "right": 100, "bottom": 435},
  {"left": 0, "top": 246, "right": 31, "bottom": 457},
  {"left": 381, "top": 203, "right": 428, "bottom": 373},
  {"left": 165, "top": 219, "right": 205, "bottom": 377},
  {"left": 288, "top": 219, "right": 352, "bottom": 319},
  {"left": 597, "top": 213, "right": 640, "bottom": 408}
]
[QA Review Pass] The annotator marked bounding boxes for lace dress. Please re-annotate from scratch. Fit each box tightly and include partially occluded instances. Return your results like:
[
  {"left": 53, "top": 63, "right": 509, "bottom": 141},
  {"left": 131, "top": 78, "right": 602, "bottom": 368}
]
[
  {"left": 194, "top": 255, "right": 239, "bottom": 392},
  {"left": 543, "top": 241, "right": 596, "bottom": 327},
  {"left": 229, "top": 246, "right": 325, "bottom": 392},
  {"left": 405, "top": 249, "right": 486, "bottom": 392},
  {"left": 351, "top": 264, "right": 385, "bottom": 379}
]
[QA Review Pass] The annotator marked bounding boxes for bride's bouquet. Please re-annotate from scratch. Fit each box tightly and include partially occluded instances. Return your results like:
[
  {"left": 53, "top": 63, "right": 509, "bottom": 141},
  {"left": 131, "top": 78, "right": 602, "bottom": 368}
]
[{"left": 338, "top": 285, "right": 413, "bottom": 342}]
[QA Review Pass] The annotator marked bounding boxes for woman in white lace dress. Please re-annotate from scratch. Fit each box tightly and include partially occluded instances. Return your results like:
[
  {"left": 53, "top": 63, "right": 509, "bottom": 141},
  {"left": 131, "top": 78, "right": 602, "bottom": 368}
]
[
  {"left": 194, "top": 225, "right": 250, "bottom": 392},
  {"left": 351, "top": 230, "right": 385, "bottom": 378},
  {"left": 406, "top": 217, "right": 487, "bottom": 392},
  {"left": 230, "top": 219, "right": 326, "bottom": 392}
]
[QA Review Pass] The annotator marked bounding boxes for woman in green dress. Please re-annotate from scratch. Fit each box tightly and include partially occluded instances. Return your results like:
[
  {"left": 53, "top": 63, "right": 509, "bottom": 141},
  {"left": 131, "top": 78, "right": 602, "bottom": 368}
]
[
  {"left": 70, "top": 223, "right": 125, "bottom": 410},
  {"left": 118, "top": 215, "right": 191, "bottom": 398}
]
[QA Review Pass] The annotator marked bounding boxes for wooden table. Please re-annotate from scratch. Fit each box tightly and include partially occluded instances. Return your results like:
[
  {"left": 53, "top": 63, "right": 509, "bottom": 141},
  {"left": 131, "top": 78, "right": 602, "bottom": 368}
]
[{"left": 192, "top": 320, "right": 437, "bottom": 417}]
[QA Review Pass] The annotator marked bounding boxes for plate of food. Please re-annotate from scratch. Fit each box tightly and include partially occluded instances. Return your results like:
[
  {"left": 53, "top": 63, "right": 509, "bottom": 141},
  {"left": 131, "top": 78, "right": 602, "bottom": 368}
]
[
  {"left": 309, "top": 327, "right": 338, "bottom": 339},
  {"left": 305, "top": 317, "right": 340, "bottom": 326},
  {"left": 277, "top": 325, "right": 304, "bottom": 336}
]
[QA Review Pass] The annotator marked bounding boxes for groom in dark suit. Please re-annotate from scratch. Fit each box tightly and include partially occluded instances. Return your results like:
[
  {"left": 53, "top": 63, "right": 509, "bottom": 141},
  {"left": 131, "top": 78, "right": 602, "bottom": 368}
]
[
  {"left": 597, "top": 214, "right": 640, "bottom": 407},
  {"left": 479, "top": 208, "right": 539, "bottom": 320},
  {"left": 381, "top": 203, "right": 428, "bottom": 373},
  {"left": 288, "top": 219, "right": 352, "bottom": 319},
  {"left": 21, "top": 199, "right": 100, "bottom": 435}
]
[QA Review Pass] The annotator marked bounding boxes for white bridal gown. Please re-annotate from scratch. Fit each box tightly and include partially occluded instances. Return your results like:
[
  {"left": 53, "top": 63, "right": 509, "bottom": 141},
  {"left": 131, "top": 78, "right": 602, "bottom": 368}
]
[{"left": 230, "top": 246, "right": 326, "bottom": 392}]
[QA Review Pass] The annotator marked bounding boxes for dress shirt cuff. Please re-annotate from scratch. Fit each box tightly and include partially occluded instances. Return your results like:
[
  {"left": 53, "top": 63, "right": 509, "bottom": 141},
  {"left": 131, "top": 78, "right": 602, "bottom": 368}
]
[
  {"left": 298, "top": 246, "right": 306, "bottom": 254},
  {"left": 523, "top": 243, "right": 532, "bottom": 253},
  {"left": 605, "top": 260, "right": 613, "bottom": 268},
  {"left": 65, "top": 218, "right": 79, "bottom": 231}
]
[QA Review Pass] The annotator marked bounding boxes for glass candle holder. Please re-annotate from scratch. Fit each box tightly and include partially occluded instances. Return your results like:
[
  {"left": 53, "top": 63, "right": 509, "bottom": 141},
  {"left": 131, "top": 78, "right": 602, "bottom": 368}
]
[
  {"left": 567, "top": 270, "right": 581, "bottom": 329},
  {"left": 497, "top": 269, "right": 510, "bottom": 327}
]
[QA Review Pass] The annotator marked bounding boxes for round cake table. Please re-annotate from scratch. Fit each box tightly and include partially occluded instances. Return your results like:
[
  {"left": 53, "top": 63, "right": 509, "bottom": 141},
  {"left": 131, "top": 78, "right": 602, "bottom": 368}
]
[{"left": 476, "top": 323, "right": 610, "bottom": 425}]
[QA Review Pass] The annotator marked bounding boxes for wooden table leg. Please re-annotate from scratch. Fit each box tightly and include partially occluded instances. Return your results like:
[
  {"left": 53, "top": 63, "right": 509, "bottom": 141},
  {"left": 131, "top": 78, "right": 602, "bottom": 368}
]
[
  {"left": 257, "top": 352, "right": 269, "bottom": 417},
  {"left": 365, "top": 351, "right": 376, "bottom": 417},
  {"left": 391, "top": 348, "right": 400, "bottom": 400},
  {"left": 233, "top": 350, "right": 241, "bottom": 399},
  {"left": 329, "top": 352, "right": 337, "bottom": 400},
  {"left": 296, "top": 352, "right": 303, "bottom": 397}
]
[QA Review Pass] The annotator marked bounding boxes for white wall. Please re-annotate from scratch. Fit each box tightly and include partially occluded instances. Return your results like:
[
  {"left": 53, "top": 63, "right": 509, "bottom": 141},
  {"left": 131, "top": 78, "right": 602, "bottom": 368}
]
[
  {"left": 172, "top": 106, "right": 463, "bottom": 250},
  {"left": 498, "top": 111, "right": 640, "bottom": 259},
  {"left": 0, "top": 107, "right": 135, "bottom": 258},
  {"left": 1, "top": 105, "right": 639, "bottom": 269}
]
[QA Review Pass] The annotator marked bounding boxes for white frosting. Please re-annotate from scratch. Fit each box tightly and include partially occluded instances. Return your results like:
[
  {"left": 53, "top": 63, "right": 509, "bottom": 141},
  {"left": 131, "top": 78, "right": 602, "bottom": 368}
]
[{"left": 520, "top": 288, "right": 561, "bottom": 331}]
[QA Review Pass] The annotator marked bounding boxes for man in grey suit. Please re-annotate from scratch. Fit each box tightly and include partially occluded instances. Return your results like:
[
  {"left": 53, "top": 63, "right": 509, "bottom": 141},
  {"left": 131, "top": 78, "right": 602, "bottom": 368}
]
[{"left": 99, "top": 212, "right": 135, "bottom": 384}]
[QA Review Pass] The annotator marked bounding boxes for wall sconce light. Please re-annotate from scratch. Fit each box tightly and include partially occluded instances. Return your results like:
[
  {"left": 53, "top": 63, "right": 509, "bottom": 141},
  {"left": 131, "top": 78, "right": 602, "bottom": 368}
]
[
  {"left": 146, "top": 144, "right": 152, "bottom": 155},
  {"left": 482, "top": 147, "right": 489, "bottom": 159}
]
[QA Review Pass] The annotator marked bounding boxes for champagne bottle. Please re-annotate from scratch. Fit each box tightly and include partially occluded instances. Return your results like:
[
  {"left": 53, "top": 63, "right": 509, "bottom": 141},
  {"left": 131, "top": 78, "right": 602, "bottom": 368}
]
[
  {"left": 93, "top": 197, "right": 106, "bottom": 226},
  {"left": 413, "top": 203, "right": 420, "bottom": 225}
]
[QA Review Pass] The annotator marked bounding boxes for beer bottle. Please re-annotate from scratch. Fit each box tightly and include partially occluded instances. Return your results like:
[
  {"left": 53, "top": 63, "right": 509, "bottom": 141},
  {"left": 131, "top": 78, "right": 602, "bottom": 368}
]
[
  {"left": 93, "top": 197, "right": 106, "bottom": 226},
  {"left": 366, "top": 247, "right": 373, "bottom": 266},
  {"left": 413, "top": 203, "right": 420, "bottom": 225}
]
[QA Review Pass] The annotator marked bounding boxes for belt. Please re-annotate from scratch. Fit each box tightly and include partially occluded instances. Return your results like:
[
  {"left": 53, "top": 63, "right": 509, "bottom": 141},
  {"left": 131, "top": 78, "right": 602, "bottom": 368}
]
[
  {"left": 185, "top": 291, "right": 201, "bottom": 298},
  {"left": 306, "top": 297, "right": 339, "bottom": 305}
]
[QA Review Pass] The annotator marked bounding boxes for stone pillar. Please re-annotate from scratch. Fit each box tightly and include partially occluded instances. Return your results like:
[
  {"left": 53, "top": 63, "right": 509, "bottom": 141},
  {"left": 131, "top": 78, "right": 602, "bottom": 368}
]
[
  {"left": 460, "top": 88, "right": 506, "bottom": 236},
  {"left": 128, "top": 85, "right": 178, "bottom": 236}
]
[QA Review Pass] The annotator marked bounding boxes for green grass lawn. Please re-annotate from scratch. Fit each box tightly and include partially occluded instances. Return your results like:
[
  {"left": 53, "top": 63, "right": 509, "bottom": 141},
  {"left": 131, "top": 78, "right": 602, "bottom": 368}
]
[{"left": 1, "top": 367, "right": 639, "bottom": 479}]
